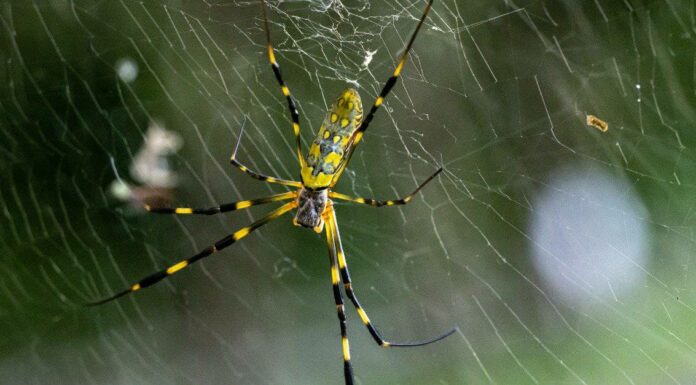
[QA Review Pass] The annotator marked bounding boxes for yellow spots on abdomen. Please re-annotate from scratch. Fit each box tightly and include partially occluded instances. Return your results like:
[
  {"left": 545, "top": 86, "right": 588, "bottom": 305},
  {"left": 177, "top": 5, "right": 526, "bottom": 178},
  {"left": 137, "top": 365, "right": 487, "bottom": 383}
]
[{"left": 302, "top": 88, "right": 363, "bottom": 189}]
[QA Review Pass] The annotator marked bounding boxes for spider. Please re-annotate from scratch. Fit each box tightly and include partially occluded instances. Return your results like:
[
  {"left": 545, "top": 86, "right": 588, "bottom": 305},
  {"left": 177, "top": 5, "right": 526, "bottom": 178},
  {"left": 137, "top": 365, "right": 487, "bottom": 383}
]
[{"left": 88, "top": 0, "right": 455, "bottom": 383}]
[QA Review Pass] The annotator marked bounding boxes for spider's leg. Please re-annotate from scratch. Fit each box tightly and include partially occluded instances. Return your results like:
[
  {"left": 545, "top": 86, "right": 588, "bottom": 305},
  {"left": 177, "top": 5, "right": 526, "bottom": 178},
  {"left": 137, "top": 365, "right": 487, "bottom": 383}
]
[
  {"left": 260, "top": 0, "right": 305, "bottom": 171},
  {"left": 331, "top": 0, "right": 434, "bottom": 187},
  {"left": 325, "top": 205, "right": 457, "bottom": 348},
  {"left": 231, "top": 157, "right": 301, "bottom": 187},
  {"left": 329, "top": 168, "right": 442, "bottom": 207},
  {"left": 86, "top": 201, "right": 297, "bottom": 306},
  {"left": 146, "top": 191, "right": 297, "bottom": 215},
  {"left": 230, "top": 126, "right": 303, "bottom": 188},
  {"left": 325, "top": 208, "right": 355, "bottom": 385}
]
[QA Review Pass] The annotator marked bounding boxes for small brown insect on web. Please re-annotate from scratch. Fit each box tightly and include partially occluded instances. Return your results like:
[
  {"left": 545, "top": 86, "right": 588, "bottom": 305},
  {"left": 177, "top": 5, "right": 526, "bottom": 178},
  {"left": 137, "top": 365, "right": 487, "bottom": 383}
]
[{"left": 586, "top": 114, "right": 608, "bottom": 132}]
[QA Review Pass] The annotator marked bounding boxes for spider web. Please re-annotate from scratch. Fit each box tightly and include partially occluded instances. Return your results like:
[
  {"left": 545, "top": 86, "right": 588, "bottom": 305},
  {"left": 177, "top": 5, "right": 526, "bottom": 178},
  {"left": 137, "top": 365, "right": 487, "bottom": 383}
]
[{"left": 1, "top": 0, "right": 695, "bottom": 384}]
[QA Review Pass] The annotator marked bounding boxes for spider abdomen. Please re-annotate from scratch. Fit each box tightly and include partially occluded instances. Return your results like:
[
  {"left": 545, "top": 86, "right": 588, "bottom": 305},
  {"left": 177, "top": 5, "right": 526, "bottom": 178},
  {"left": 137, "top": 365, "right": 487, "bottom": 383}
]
[{"left": 302, "top": 89, "right": 363, "bottom": 189}]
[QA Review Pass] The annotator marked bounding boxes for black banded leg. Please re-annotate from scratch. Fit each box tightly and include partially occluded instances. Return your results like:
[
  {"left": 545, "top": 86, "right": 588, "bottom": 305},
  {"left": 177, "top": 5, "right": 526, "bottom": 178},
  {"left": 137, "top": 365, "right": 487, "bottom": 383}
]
[
  {"left": 326, "top": 206, "right": 457, "bottom": 348},
  {"left": 330, "top": 0, "right": 435, "bottom": 185},
  {"left": 352, "top": 0, "right": 434, "bottom": 143},
  {"left": 260, "top": 0, "right": 306, "bottom": 170},
  {"left": 230, "top": 126, "right": 303, "bottom": 188},
  {"left": 145, "top": 191, "right": 297, "bottom": 215},
  {"left": 230, "top": 157, "right": 301, "bottom": 187},
  {"left": 86, "top": 201, "right": 297, "bottom": 306},
  {"left": 329, "top": 168, "right": 442, "bottom": 207},
  {"left": 325, "top": 212, "right": 354, "bottom": 385}
]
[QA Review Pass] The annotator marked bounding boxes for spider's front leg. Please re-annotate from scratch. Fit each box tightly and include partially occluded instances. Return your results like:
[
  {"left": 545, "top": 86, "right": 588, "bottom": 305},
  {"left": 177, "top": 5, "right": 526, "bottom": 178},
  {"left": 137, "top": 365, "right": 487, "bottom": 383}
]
[{"left": 260, "top": 0, "right": 306, "bottom": 170}]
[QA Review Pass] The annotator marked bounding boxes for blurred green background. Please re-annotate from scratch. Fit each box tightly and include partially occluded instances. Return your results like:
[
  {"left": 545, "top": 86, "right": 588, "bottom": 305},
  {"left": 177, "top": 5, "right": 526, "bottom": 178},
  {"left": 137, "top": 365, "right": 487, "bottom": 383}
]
[{"left": 2, "top": 0, "right": 696, "bottom": 384}]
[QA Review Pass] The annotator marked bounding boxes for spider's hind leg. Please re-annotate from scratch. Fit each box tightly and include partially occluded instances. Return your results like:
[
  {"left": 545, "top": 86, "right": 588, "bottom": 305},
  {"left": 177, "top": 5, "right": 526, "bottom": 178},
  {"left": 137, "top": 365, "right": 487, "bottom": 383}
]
[
  {"left": 325, "top": 206, "right": 355, "bottom": 384},
  {"left": 325, "top": 205, "right": 457, "bottom": 348}
]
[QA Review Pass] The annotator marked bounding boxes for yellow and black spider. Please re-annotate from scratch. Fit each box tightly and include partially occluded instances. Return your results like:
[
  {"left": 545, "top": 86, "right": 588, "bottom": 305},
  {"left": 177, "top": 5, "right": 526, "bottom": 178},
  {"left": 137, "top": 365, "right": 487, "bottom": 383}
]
[{"left": 89, "top": 0, "right": 455, "bottom": 383}]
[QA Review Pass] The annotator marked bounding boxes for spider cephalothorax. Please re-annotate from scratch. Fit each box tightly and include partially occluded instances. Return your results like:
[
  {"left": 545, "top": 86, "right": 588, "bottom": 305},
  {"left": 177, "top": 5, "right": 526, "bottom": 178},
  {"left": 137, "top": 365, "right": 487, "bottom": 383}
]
[{"left": 294, "top": 188, "right": 328, "bottom": 231}]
